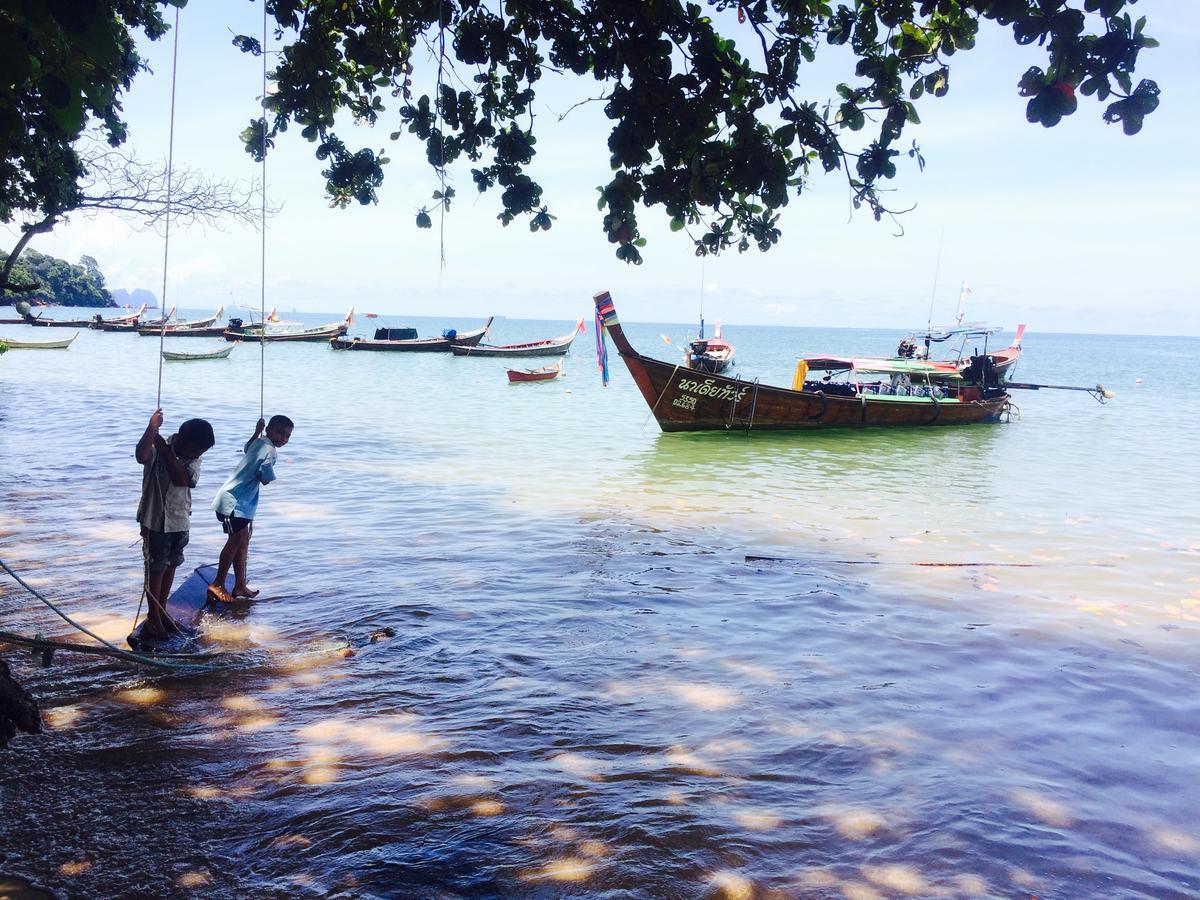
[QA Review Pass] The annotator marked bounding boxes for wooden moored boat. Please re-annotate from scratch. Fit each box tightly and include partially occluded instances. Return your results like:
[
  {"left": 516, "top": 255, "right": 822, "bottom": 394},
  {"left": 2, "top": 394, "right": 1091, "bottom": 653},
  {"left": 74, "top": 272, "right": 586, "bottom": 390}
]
[
  {"left": 137, "top": 305, "right": 227, "bottom": 336},
  {"left": 139, "top": 305, "right": 177, "bottom": 329},
  {"left": 594, "top": 291, "right": 1009, "bottom": 432},
  {"left": 89, "top": 303, "right": 148, "bottom": 330},
  {"left": 331, "top": 317, "right": 494, "bottom": 352},
  {"left": 226, "top": 309, "right": 353, "bottom": 343},
  {"left": 507, "top": 360, "right": 563, "bottom": 383},
  {"left": 161, "top": 344, "right": 235, "bottom": 361},
  {"left": 687, "top": 320, "right": 735, "bottom": 374},
  {"left": 1, "top": 331, "right": 78, "bottom": 349},
  {"left": 452, "top": 319, "right": 583, "bottom": 357},
  {"left": 25, "top": 313, "right": 97, "bottom": 327}
]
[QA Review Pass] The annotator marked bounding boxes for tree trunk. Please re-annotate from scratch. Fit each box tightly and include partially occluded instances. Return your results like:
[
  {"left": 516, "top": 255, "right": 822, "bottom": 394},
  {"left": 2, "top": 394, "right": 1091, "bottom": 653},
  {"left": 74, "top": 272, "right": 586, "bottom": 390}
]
[{"left": 0, "top": 658, "right": 41, "bottom": 748}]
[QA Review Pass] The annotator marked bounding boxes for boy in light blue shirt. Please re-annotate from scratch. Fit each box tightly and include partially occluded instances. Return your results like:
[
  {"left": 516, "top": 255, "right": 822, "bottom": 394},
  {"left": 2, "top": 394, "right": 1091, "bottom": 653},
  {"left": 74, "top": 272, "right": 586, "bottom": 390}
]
[{"left": 208, "top": 414, "right": 293, "bottom": 602}]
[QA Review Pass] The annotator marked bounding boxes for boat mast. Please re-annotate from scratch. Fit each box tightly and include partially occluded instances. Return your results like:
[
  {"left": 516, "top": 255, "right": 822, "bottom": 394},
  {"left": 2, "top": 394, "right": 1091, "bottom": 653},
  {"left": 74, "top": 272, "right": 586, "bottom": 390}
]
[{"left": 924, "top": 232, "right": 944, "bottom": 357}]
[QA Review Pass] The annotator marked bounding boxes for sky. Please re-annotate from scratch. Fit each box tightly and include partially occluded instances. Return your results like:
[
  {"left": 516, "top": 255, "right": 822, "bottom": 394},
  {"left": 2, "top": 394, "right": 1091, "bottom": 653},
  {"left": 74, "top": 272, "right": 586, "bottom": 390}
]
[{"left": 6, "top": 1, "right": 1198, "bottom": 334}]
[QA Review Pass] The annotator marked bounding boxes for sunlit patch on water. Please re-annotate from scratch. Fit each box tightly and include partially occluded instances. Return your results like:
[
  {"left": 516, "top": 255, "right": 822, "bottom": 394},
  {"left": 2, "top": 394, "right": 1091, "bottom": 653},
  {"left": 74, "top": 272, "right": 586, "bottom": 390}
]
[
  {"left": 708, "top": 870, "right": 754, "bottom": 899},
  {"left": 176, "top": 870, "right": 211, "bottom": 888},
  {"left": 519, "top": 857, "right": 596, "bottom": 883},
  {"left": 41, "top": 704, "right": 85, "bottom": 731},
  {"left": 57, "top": 859, "right": 92, "bottom": 877},
  {"left": 1149, "top": 825, "right": 1200, "bottom": 856},
  {"left": 1010, "top": 788, "right": 1075, "bottom": 828},
  {"left": 113, "top": 686, "right": 166, "bottom": 705},
  {"left": 823, "top": 806, "right": 890, "bottom": 840}
]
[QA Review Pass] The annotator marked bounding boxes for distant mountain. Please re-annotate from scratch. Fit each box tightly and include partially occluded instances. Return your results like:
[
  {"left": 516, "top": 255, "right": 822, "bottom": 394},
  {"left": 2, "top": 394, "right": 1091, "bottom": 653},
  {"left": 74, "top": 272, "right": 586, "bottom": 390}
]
[{"left": 111, "top": 287, "right": 159, "bottom": 310}]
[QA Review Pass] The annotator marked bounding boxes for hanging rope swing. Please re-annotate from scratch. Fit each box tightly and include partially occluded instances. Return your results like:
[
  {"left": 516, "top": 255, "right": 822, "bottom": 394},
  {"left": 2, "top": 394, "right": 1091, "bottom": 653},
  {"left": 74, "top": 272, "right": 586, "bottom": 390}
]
[
  {"left": 258, "top": 0, "right": 268, "bottom": 421},
  {"left": 154, "top": 4, "right": 182, "bottom": 409}
]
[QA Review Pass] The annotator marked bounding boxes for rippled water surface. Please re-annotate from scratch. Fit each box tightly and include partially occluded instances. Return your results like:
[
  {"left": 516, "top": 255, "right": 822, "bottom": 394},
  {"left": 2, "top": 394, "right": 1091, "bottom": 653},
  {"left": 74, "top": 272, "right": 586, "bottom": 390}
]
[{"left": 2, "top": 308, "right": 1198, "bottom": 898}]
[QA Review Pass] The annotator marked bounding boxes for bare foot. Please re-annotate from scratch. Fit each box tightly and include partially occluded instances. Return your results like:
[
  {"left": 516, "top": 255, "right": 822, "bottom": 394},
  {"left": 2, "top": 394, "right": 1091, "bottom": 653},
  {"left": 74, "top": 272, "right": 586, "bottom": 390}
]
[
  {"left": 232, "top": 585, "right": 260, "bottom": 600},
  {"left": 207, "top": 583, "right": 235, "bottom": 603}
]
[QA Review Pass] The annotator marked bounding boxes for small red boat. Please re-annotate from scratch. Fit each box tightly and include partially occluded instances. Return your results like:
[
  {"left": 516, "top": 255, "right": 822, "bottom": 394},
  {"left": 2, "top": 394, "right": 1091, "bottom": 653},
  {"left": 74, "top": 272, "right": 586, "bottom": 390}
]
[{"left": 506, "top": 361, "right": 563, "bottom": 383}]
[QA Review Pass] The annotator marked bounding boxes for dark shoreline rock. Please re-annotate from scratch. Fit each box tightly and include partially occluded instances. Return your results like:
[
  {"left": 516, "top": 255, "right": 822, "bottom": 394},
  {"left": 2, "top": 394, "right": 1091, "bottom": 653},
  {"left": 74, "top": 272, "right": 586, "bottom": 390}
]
[{"left": 0, "top": 658, "right": 41, "bottom": 748}]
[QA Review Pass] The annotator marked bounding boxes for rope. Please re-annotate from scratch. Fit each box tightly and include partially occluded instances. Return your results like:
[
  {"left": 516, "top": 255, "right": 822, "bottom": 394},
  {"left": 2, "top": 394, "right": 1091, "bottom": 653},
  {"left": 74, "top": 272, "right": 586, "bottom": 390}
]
[
  {"left": 0, "top": 558, "right": 216, "bottom": 670},
  {"left": 155, "top": 5, "right": 182, "bottom": 409},
  {"left": 259, "top": 0, "right": 268, "bottom": 421},
  {"left": 436, "top": 3, "right": 447, "bottom": 271}
]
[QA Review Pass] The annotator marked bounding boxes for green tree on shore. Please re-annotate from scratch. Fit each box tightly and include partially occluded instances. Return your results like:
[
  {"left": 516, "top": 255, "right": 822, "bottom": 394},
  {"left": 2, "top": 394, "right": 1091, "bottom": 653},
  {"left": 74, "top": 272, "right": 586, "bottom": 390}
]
[
  {"left": 0, "top": 249, "right": 113, "bottom": 307},
  {"left": 0, "top": 0, "right": 1159, "bottom": 285}
]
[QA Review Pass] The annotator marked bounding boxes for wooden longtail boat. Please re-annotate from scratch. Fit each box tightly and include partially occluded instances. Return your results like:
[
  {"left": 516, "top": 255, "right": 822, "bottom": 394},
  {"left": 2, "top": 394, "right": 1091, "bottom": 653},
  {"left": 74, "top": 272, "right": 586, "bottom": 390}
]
[
  {"left": 162, "top": 344, "right": 235, "bottom": 361},
  {"left": 2, "top": 332, "right": 78, "bottom": 349},
  {"left": 88, "top": 303, "right": 148, "bottom": 329},
  {"left": 139, "top": 305, "right": 177, "bottom": 329},
  {"left": 137, "top": 306, "right": 226, "bottom": 335},
  {"left": 94, "top": 319, "right": 143, "bottom": 332},
  {"left": 139, "top": 323, "right": 227, "bottom": 337},
  {"left": 452, "top": 319, "right": 583, "bottom": 357},
  {"left": 226, "top": 309, "right": 353, "bottom": 343},
  {"left": 594, "top": 291, "right": 1009, "bottom": 432},
  {"left": 227, "top": 320, "right": 348, "bottom": 343},
  {"left": 25, "top": 313, "right": 97, "bottom": 327},
  {"left": 331, "top": 317, "right": 493, "bottom": 352},
  {"left": 507, "top": 361, "right": 563, "bottom": 383},
  {"left": 687, "top": 320, "right": 735, "bottom": 374}
]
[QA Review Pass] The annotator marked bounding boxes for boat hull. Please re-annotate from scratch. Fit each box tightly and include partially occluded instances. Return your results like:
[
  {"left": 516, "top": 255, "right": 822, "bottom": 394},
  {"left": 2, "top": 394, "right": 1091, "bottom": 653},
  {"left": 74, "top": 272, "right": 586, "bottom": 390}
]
[
  {"left": 507, "top": 362, "right": 562, "bottom": 382},
  {"left": 331, "top": 319, "right": 492, "bottom": 352},
  {"left": 226, "top": 324, "right": 347, "bottom": 343},
  {"left": 452, "top": 322, "right": 579, "bottom": 357},
  {"left": 162, "top": 345, "right": 235, "bottom": 361},
  {"left": 28, "top": 317, "right": 94, "bottom": 327},
  {"left": 452, "top": 341, "right": 571, "bottom": 357},
  {"left": 139, "top": 325, "right": 227, "bottom": 337},
  {"left": 2, "top": 332, "right": 78, "bottom": 349}
]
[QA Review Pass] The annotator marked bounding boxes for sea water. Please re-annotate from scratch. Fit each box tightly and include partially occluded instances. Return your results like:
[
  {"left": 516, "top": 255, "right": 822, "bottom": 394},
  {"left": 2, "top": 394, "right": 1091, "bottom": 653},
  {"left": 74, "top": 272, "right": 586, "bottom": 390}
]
[{"left": 1, "top": 307, "right": 1197, "bottom": 897}]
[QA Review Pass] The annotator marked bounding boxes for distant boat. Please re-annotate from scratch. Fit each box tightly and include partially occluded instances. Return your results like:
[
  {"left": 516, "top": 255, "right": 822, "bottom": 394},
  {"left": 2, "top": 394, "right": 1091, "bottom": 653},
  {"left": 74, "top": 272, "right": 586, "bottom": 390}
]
[
  {"left": 452, "top": 319, "right": 584, "bottom": 358},
  {"left": 88, "top": 303, "right": 148, "bottom": 330},
  {"left": 227, "top": 308, "right": 353, "bottom": 343},
  {"left": 161, "top": 344, "right": 235, "bottom": 361},
  {"left": 24, "top": 313, "right": 97, "bottom": 327},
  {"left": 687, "top": 319, "right": 735, "bottom": 374},
  {"left": 139, "top": 305, "right": 177, "bottom": 329},
  {"left": 507, "top": 360, "right": 563, "bottom": 383},
  {"left": 331, "top": 317, "right": 494, "bottom": 352},
  {"left": 2, "top": 331, "right": 78, "bottom": 349},
  {"left": 137, "top": 306, "right": 227, "bottom": 336}
]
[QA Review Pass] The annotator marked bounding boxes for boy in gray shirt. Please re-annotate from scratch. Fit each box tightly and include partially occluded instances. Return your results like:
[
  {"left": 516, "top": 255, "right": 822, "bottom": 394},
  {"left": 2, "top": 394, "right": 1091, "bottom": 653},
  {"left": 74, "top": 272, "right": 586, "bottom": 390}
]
[{"left": 135, "top": 409, "right": 215, "bottom": 640}]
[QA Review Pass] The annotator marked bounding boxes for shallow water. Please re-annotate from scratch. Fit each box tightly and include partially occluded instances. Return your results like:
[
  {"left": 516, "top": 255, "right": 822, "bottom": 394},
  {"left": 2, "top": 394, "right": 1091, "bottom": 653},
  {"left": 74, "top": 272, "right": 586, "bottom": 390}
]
[{"left": 1, "top": 308, "right": 1198, "bottom": 897}]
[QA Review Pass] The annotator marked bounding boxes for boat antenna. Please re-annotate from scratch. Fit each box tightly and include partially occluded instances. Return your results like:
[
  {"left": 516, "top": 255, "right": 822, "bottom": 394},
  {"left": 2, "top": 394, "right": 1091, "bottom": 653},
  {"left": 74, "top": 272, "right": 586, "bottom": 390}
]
[
  {"left": 259, "top": 0, "right": 269, "bottom": 422},
  {"left": 155, "top": 5, "right": 181, "bottom": 410},
  {"left": 698, "top": 255, "right": 706, "bottom": 339},
  {"left": 924, "top": 230, "right": 944, "bottom": 354}
]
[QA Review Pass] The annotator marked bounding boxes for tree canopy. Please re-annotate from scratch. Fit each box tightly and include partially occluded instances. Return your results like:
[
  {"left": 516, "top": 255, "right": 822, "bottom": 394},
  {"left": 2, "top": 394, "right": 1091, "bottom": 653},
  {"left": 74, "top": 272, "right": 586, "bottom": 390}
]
[
  {"left": 0, "top": 248, "right": 114, "bottom": 307},
  {"left": 1, "top": 1, "right": 1159, "bottom": 267}
]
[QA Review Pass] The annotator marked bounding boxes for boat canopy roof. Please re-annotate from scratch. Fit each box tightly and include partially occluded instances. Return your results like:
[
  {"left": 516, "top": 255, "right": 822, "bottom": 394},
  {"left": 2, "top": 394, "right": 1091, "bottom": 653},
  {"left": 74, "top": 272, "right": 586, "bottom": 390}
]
[
  {"left": 803, "top": 356, "right": 963, "bottom": 380},
  {"left": 908, "top": 322, "right": 1002, "bottom": 342}
]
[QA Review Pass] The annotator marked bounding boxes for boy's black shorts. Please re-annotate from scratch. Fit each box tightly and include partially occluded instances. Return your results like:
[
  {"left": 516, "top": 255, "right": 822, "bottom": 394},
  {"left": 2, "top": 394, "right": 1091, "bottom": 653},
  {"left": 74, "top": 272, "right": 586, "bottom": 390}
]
[
  {"left": 142, "top": 528, "right": 189, "bottom": 572},
  {"left": 216, "top": 512, "right": 252, "bottom": 535}
]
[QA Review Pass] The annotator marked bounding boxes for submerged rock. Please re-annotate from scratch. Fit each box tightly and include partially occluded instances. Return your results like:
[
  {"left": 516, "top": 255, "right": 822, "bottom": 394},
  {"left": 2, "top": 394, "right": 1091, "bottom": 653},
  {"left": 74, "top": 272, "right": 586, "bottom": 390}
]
[{"left": 0, "top": 659, "right": 41, "bottom": 748}]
